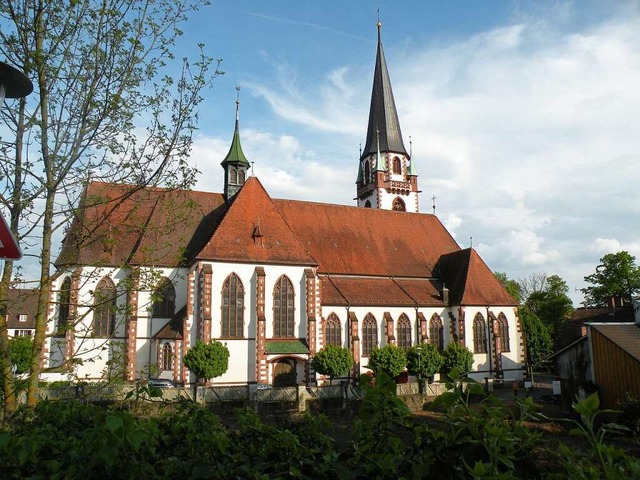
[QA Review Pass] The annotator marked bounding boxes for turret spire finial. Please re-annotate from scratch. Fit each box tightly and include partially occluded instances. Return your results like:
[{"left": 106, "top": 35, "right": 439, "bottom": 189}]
[
  {"left": 235, "top": 86, "right": 240, "bottom": 121},
  {"left": 377, "top": 6, "right": 382, "bottom": 40}
]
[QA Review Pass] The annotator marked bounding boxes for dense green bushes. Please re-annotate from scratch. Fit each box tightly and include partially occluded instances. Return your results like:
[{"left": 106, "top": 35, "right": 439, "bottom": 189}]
[{"left": 1, "top": 380, "right": 638, "bottom": 479}]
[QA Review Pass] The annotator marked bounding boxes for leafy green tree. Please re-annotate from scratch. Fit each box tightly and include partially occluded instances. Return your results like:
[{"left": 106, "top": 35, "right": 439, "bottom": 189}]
[
  {"left": 518, "top": 306, "right": 553, "bottom": 369},
  {"left": 311, "top": 345, "right": 353, "bottom": 385},
  {"left": 582, "top": 251, "right": 640, "bottom": 307},
  {"left": 525, "top": 274, "right": 573, "bottom": 338},
  {"left": 442, "top": 342, "right": 474, "bottom": 375},
  {"left": 8, "top": 336, "right": 33, "bottom": 375},
  {"left": 406, "top": 343, "right": 443, "bottom": 380},
  {"left": 494, "top": 271, "right": 523, "bottom": 304},
  {"left": 367, "top": 344, "right": 407, "bottom": 378},
  {"left": 406, "top": 343, "right": 443, "bottom": 393},
  {"left": 183, "top": 340, "right": 229, "bottom": 382},
  {"left": 0, "top": 0, "right": 218, "bottom": 414}
]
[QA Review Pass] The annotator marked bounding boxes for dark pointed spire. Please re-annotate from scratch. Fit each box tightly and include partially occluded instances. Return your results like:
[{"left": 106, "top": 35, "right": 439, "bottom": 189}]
[
  {"left": 221, "top": 87, "right": 249, "bottom": 167},
  {"left": 361, "top": 21, "right": 408, "bottom": 161}
]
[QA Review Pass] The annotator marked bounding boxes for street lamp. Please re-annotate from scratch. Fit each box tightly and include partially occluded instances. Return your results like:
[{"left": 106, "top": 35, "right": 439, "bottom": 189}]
[
  {"left": 0, "top": 61, "right": 32, "bottom": 261},
  {"left": 0, "top": 61, "right": 33, "bottom": 103}
]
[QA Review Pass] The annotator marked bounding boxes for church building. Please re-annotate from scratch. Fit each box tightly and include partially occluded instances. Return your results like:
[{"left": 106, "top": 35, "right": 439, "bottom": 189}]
[{"left": 45, "top": 24, "right": 525, "bottom": 387}]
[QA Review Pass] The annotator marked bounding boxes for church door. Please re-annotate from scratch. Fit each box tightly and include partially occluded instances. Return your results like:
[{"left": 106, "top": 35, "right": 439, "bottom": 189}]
[{"left": 272, "top": 359, "right": 296, "bottom": 387}]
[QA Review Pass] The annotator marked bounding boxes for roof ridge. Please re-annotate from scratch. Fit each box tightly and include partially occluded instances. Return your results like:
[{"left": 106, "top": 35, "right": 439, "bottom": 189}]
[{"left": 200, "top": 177, "right": 317, "bottom": 265}]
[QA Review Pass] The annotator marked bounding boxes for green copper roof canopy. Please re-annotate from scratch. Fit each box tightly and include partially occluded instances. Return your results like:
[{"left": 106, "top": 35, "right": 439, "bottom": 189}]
[{"left": 221, "top": 94, "right": 249, "bottom": 166}]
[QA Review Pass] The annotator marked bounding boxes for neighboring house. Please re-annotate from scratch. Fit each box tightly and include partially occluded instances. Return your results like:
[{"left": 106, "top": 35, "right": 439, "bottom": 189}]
[
  {"left": 5, "top": 288, "right": 37, "bottom": 338},
  {"left": 556, "top": 297, "right": 634, "bottom": 350},
  {"left": 44, "top": 24, "right": 526, "bottom": 388},
  {"left": 553, "top": 303, "right": 640, "bottom": 408}
]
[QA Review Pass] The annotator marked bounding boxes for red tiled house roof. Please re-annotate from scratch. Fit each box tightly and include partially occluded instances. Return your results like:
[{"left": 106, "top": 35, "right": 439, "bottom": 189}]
[{"left": 5, "top": 288, "right": 38, "bottom": 329}]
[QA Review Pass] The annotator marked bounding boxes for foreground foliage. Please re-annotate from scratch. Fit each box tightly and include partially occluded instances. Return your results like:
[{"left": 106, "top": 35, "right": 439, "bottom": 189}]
[{"left": 1, "top": 381, "right": 638, "bottom": 479}]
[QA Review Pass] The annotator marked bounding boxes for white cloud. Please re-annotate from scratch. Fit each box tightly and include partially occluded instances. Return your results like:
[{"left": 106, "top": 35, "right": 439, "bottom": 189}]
[{"left": 240, "top": 6, "right": 640, "bottom": 305}]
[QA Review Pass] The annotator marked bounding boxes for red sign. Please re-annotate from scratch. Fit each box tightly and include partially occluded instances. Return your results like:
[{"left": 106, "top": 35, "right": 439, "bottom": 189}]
[{"left": 0, "top": 211, "right": 21, "bottom": 260}]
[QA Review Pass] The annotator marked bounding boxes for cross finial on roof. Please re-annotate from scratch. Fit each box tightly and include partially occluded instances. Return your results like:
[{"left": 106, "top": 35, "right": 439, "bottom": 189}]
[{"left": 235, "top": 86, "right": 240, "bottom": 121}]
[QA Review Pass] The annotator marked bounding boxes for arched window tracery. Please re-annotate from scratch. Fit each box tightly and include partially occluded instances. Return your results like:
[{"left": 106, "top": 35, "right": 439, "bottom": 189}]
[
  {"left": 362, "top": 313, "right": 378, "bottom": 357},
  {"left": 94, "top": 277, "right": 116, "bottom": 337},
  {"left": 473, "top": 313, "right": 487, "bottom": 353},
  {"left": 222, "top": 273, "right": 244, "bottom": 338},
  {"left": 397, "top": 314, "right": 411, "bottom": 349},
  {"left": 274, "top": 276, "right": 295, "bottom": 338}
]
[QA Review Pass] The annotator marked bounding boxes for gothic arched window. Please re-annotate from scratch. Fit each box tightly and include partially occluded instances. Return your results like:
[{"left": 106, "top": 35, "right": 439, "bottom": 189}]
[
  {"left": 94, "top": 277, "right": 116, "bottom": 337},
  {"left": 325, "top": 313, "right": 341, "bottom": 346},
  {"left": 397, "top": 313, "right": 412, "bottom": 349},
  {"left": 274, "top": 275, "right": 295, "bottom": 338},
  {"left": 152, "top": 278, "right": 175, "bottom": 318},
  {"left": 230, "top": 169, "right": 238, "bottom": 184},
  {"left": 364, "top": 200, "right": 372, "bottom": 208},
  {"left": 364, "top": 160, "right": 371, "bottom": 184},
  {"left": 473, "top": 313, "right": 487, "bottom": 353},
  {"left": 162, "top": 342, "right": 173, "bottom": 371},
  {"left": 497, "top": 313, "right": 510, "bottom": 352},
  {"left": 239, "top": 169, "right": 246, "bottom": 184},
  {"left": 362, "top": 313, "right": 378, "bottom": 357},
  {"left": 392, "top": 197, "right": 406, "bottom": 212},
  {"left": 392, "top": 156, "right": 402, "bottom": 174},
  {"left": 429, "top": 314, "right": 444, "bottom": 352},
  {"left": 58, "top": 277, "right": 72, "bottom": 335},
  {"left": 221, "top": 273, "right": 244, "bottom": 338}
]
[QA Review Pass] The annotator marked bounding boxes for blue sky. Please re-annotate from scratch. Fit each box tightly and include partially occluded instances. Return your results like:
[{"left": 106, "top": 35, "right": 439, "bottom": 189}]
[
  {"left": 181, "top": 0, "right": 640, "bottom": 305},
  {"left": 5, "top": 1, "right": 640, "bottom": 305}
]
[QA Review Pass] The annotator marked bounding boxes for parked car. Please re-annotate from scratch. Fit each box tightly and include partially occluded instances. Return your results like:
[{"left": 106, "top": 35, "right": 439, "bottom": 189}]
[{"left": 147, "top": 378, "right": 174, "bottom": 389}]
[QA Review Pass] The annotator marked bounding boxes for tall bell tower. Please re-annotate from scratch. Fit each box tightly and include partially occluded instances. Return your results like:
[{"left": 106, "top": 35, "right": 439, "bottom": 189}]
[{"left": 356, "top": 21, "right": 419, "bottom": 213}]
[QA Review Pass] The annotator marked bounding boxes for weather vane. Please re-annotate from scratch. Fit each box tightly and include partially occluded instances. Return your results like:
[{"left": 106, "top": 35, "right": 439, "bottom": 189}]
[{"left": 235, "top": 86, "right": 240, "bottom": 120}]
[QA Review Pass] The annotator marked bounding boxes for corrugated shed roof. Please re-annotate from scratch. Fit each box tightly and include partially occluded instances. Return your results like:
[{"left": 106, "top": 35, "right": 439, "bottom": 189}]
[{"left": 591, "top": 324, "right": 640, "bottom": 363}]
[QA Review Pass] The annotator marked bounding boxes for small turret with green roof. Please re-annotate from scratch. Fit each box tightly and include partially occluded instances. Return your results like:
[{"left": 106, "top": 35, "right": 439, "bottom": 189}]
[{"left": 221, "top": 87, "right": 250, "bottom": 201}]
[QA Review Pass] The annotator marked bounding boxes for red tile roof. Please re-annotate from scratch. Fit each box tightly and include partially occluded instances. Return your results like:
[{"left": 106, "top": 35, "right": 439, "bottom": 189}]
[
  {"left": 273, "top": 199, "right": 459, "bottom": 277},
  {"left": 57, "top": 181, "right": 226, "bottom": 267},
  {"left": 437, "top": 249, "right": 518, "bottom": 306},
  {"left": 5, "top": 288, "right": 38, "bottom": 329},
  {"left": 58, "top": 178, "right": 516, "bottom": 307},
  {"left": 321, "top": 276, "right": 444, "bottom": 307},
  {"left": 196, "top": 177, "right": 316, "bottom": 265}
]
